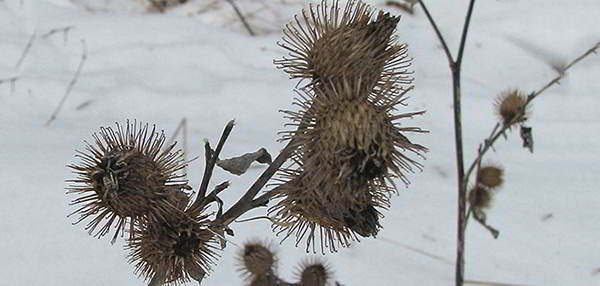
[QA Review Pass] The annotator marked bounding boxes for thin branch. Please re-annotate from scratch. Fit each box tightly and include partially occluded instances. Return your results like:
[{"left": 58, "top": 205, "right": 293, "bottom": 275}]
[
  {"left": 455, "top": 0, "right": 477, "bottom": 69},
  {"left": 417, "top": 0, "right": 454, "bottom": 64},
  {"left": 45, "top": 39, "right": 87, "bottom": 126},
  {"left": 15, "top": 30, "right": 36, "bottom": 69},
  {"left": 41, "top": 26, "right": 75, "bottom": 45},
  {"left": 463, "top": 42, "right": 600, "bottom": 184},
  {"left": 464, "top": 280, "right": 535, "bottom": 286},
  {"left": 0, "top": 76, "right": 18, "bottom": 96},
  {"left": 189, "top": 120, "right": 235, "bottom": 213},
  {"left": 216, "top": 138, "right": 296, "bottom": 227},
  {"left": 225, "top": 0, "right": 256, "bottom": 36},
  {"left": 166, "top": 117, "right": 189, "bottom": 177}
]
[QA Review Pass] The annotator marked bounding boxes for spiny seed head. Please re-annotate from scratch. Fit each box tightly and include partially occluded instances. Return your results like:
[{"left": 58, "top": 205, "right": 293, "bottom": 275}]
[
  {"left": 275, "top": 0, "right": 413, "bottom": 93},
  {"left": 249, "top": 274, "right": 280, "bottom": 286},
  {"left": 269, "top": 165, "right": 389, "bottom": 253},
  {"left": 127, "top": 211, "right": 220, "bottom": 286},
  {"left": 495, "top": 89, "right": 529, "bottom": 126},
  {"left": 468, "top": 185, "right": 494, "bottom": 210},
  {"left": 477, "top": 164, "right": 504, "bottom": 189},
  {"left": 238, "top": 241, "right": 277, "bottom": 278},
  {"left": 295, "top": 259, "right": 332, "bottom": 286},
  {"left": 66, "top": 120, "right": 190, "bottom": 242}
]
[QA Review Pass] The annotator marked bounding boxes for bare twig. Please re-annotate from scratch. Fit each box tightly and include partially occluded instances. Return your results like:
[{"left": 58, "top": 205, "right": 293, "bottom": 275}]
[
  {"left": 15, "top": 30, "right": 36, "bottom": 69},
  {"left": 45, "top": 39, "right": 88, "bottom": 126},
  {"left": 417, "top": 1, "right": 453, "bottom": 64},
  {"left": 167, "top": 117, "right": 189, "bottom": 176},
  {"left": 216, "top": 138, "right": 296, "bottom": 227},
  {"left": 464, "top": 42, "right": 600, "bottom": 184},
  {"left": 41, "top": 26, "right": 75, "bottom": 45},
  {"left": 465, "top": 280, "right": 535, "bottom": 286},
  {"left": 379, "top": 237, "right": 454, "bottom": 265},
  {"left": 225, "top": 0, "right": 256, "bottom": 36},
  {"left": 418, "top": 1, "right": 477, "bottom": 286},
  {"left": 189, "top": 120, "right": 235, "bottom": 214},
  {"left": 0, "top": 76, "right": 18, "bottom": 96},
  {"left": 385, "top": 1, "right": 417, "bottom": 14}
]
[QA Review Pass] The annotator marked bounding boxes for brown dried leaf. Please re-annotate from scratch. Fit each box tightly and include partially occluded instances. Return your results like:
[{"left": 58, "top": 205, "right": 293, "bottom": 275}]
[{"left": 216, "top": 148, "right": 272, "bottom": 176}]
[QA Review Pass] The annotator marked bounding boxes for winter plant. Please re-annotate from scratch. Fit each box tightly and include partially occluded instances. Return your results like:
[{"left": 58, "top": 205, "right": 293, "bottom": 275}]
[
  {"left": 65, "top": 1, "right": 599, "bottom": 286},
  {"left": 414, "top": 1, "right": 599, "bottom": 286},
  {"left": 67, "top": 1, "right": 425, "bottom": 285}
]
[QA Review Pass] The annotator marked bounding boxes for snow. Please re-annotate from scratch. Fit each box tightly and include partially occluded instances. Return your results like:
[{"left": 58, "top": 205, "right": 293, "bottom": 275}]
[{"left": 0, "top": 0, "right": 598, "bottom": 285}]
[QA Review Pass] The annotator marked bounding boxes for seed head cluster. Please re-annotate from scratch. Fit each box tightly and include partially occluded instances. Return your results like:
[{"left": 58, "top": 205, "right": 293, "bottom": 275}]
[
  {"left": 272, "top": 0, "right": 427, "bottom": 253},
  {"left": 469, "top": 164, "right": 505, "bottom": 210},
  {"left": 495, "top": 89, "right": 529, "bottom": 126},
  {"left": 68, "top": 121, "right": 219, "bottom": 285}
]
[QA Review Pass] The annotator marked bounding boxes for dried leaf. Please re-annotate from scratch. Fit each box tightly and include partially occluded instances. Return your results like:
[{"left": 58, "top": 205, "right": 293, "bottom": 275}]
[
  {"left": 520, "top": 125, "right": 534, "bottom": 153},
  {"left": 216, "top": 148, "right": 272, "bottom": 175}
]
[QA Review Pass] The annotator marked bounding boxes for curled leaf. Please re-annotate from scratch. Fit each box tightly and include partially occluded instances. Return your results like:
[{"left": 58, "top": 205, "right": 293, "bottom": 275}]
[{"left": 217, "top": 148, "right": 272, "bottom": 175}]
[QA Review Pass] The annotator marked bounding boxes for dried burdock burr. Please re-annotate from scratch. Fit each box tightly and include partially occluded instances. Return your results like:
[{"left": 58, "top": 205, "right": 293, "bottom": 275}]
[
  {"left": 273, "top": 1, "right": 426, "bottom": 253},
  {"left": 275, "top": 0, "right": 413, "bottom": 94},
  {"left": 495, "top": 89, "right": 530, "bottom": 126},
  {"left": 67, "top": 120, "right": 190, "bottom": 242},
  {"left": 238, "top": 241, "right": 277, "bottom": 279},
  {"left": 127, "top": 206, "right": 220, "bottom": 286},
  {"left": 468, "top": 185, "right": 494, "bottom": 210},
  {"left": 295, "top": 259, "right": 332, "bottom": 286},
  {"left": 477, "top": 164, "right": 504, "bottom": 189}
]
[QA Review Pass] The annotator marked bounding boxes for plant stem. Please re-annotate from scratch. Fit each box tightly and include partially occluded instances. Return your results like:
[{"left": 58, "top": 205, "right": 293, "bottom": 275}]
[
  {"left": 216, "top": 139, "right": 296, "bottom": 226},
  {"left": 418, "top": 1, "right": 476, "bottom": 286}
]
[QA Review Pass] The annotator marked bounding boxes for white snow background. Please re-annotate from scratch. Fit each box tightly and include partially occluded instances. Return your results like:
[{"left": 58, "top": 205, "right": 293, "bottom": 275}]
[{"left": 0, "top": 0, "right": 598, "bottom": 285}]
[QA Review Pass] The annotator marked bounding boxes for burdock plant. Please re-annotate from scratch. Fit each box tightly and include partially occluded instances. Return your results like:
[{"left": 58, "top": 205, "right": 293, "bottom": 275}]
[
  {"left": 67, "top": 120, "right": 190, "bottom": 242},
  {"left": 67, "top": 1, "right": 427, "bottom": 285}
]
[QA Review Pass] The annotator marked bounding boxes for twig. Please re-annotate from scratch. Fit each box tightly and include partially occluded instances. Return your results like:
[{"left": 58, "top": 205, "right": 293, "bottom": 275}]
[
  {"left": 15, "top": 30, "right": 36, "bottom": 69},
  {"left": 45, "top": 39, "right": 87, "bottom": 126},
  {"left": 379, "top": 237, "right": 454, "bottom": 265},
  {"left": 417, "top": 0, "right": 453, "bottom": 63},
  {"left": 216, "top": 138, "right": 296, "bottom": 227},
  {"left": 0, "top": 76, "right": 18, "bottom": 96},
  {"left": 418, "top": 2, "right": 477, "bottom": 286},
  {"left": 41, "top": 26, "right": 75, "bottom": 45},
  {"left": 464, "top": 42, "right": 600, "bottom": 185},
  {"left": 166, "top": 117, "right": 189, "bottom": 176},
  {"left": 225, "top": 0, "right": 256, "bottom": 36},
  {"left": 385, "top": 1, "right": 417, "bottom": 15},
  {"left": 464, "top": 280, "right": 535, "bottom": 286},
  {"left": 189, "top": 120, "right": 235, "bottom": 214}
]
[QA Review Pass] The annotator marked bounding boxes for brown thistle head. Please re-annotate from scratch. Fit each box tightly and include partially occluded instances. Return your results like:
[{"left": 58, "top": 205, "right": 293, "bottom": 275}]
[
  {"left": 275, "top": 0, "right": 413, "bottom": 94},
  {"left": 295, "top": 259, "right": 333, "bottom": 286},
  {"left": 127, "top": 210, "right": 220, "bottom": 285},
  {"left": 477, "top": 164, "right": 504, "bottom": 189},
  {"left": 67, "top": 120, "right": 190, "bottom": 242},
  {"left": 468, "top": 185, "right": 494, "bottom": 210},
  {"left": 237, "top": 241, "right": 277, "bottom": 279},
  {"left": 495, "top": 89, "right": 530, "bottom": 126}
]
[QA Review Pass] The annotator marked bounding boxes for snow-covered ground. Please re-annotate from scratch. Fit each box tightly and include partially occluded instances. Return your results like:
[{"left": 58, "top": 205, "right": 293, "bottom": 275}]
[{"left": 1, "top": 0, "right": 598, "bottom": 285}]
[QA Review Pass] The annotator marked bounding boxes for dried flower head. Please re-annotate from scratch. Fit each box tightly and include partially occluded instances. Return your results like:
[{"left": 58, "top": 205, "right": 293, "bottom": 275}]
[
  {"left": 273, "top": 1, "right": 426, "bottom": 252},
  {"left": 275, "top": 0, "right": 413, "bottom": 94},
  {"left": 295, "top": 259, "right": 332, "bottom": 286},
  {"left": 127, "top": 210, "right": 220, "bottom": 285},
  {"left": 67, "top": 120, "right": 190, "bottom": 242},
  {"left": 468, "top": 185, "right": 494, "bottom": 210},
  {"left": 238, "top": 241, "right": 277, "bottom": 279},
  {"left": 249, "top": 274, "right": 280, "bottom": 286},
  {"left": 477, "top": 164, "right": 504, "bottom": 189},
  {"left": 495, "top": 89, "right": 529, "bottom": 126}
]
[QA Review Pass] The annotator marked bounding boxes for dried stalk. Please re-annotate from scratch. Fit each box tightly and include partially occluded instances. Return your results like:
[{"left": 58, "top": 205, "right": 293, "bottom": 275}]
[
  {"left": 418, "top": 1, "right": 477, "bottom": 286},
  {"left": 45, "top": 39, "right": 87, "bottom": 126},
  {"left": 225, "top": 0, "right": 256, "bottom": 36},
  {"left": 464, "top": 41, "right": 600, "bottom": 184},
  {"left": 15, "top": 30, "right": 36, "bottom": 69}
]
